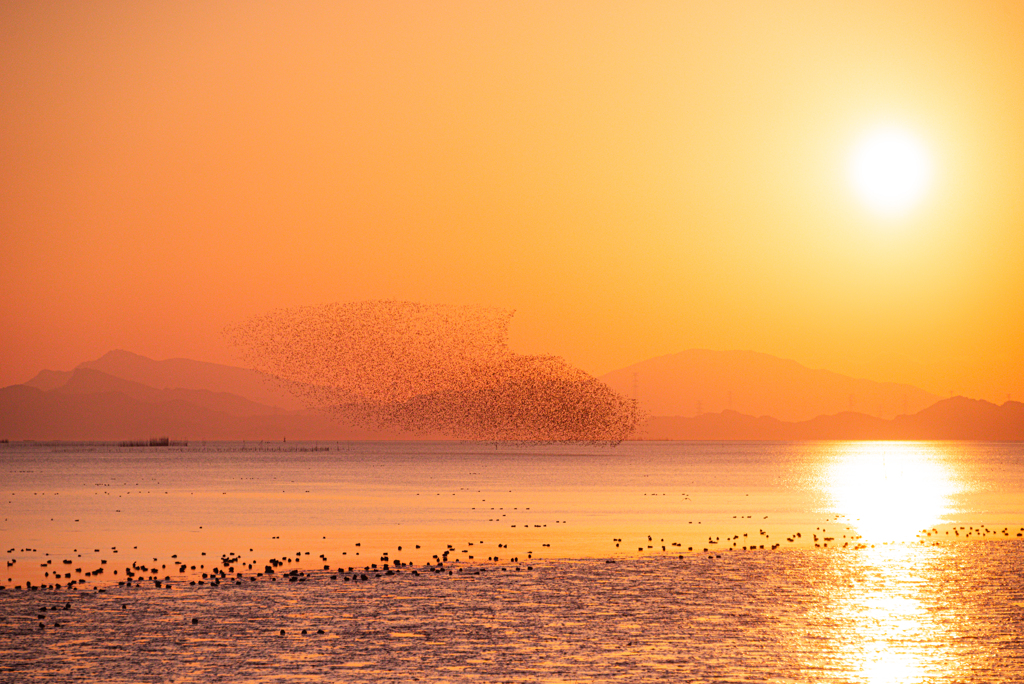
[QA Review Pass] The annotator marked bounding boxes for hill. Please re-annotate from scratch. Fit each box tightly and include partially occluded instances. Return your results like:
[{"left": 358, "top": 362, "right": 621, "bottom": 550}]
[
  {"left": 642, "top": 397, "right": 1024, "bottom": 441},
  {"left": 23, "top": 349, "right": 304, "bottom": 411},
  {"left": 5, "top": 349, "right": 1017, "bottom": 442},
  {"left": 600, "top": 349, "right": 938, "bottom": 422},
  {"left": 0, "top": 369, "right": 399, "bottom": 441}
]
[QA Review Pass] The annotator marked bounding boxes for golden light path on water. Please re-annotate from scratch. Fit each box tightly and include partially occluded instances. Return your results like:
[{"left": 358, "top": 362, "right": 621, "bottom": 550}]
[{"left": 820, "top": 443, "right": 967, "bottom": 683}]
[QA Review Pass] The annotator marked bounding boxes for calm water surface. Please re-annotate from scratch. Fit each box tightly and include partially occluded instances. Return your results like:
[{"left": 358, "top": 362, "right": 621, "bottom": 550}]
[{"left": 2, "top": 441, "right": 1023, "bottom": 682}]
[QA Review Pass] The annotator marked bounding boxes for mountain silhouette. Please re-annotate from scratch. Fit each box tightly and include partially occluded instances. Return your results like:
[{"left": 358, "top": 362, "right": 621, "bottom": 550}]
[
  {"left": 23, "top": 349, "right": 304, "bottom": 411},
  {"left": 54, "top": 367, "right": 284, "bottom": 417},
  {"left": 642, "top": 397, "right": 1024, "bottom": 441},
  {"left": 600, "top": 349, "right": 938, "bottom": 421},
  {"left": 1, "top": 369, "right": 395, "bottom": 441},
  {"left": 3, "top": 350, "right": 1019, "bottom": 441}
]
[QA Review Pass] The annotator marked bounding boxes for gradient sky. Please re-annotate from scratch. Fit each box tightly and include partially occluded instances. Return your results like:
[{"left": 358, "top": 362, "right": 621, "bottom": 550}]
[{"left": 2, "top": 1, "right": 1022, "bottom": 403}]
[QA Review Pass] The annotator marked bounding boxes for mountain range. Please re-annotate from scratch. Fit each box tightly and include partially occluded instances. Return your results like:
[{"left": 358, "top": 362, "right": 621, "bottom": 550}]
[
  {"left": 600, "top": 349, "right": 938, "bottom": 421},
  {"left": 24, "top": 349, "right": 305, "bottom": 410},
  {"left": 642, "top": 397, "right": 1024, "bottom": 441},
  {"left": 1, "top": 349, "right": 1020, "bottom": 441}
]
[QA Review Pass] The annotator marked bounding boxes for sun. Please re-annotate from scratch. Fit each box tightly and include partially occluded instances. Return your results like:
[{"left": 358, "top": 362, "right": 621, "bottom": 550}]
[{"left": 848, "top": 126, "right": 932, "bottom": 218}]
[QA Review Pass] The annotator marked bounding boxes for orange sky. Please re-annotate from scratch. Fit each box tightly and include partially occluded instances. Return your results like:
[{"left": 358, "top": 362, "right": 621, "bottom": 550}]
[{"left": 2, "top": 1, "right": 1022, "bottom": 403}]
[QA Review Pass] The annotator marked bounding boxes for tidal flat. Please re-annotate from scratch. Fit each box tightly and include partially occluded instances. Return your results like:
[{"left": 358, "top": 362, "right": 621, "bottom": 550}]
[{"left": 2, "top": 441, "right": 1023, "bottom": 682}]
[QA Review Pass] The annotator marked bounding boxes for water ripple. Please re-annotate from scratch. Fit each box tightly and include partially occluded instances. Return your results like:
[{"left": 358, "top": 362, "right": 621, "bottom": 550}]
[{"left": 2, "top": 544, "right": 1022, "bottom": 683}]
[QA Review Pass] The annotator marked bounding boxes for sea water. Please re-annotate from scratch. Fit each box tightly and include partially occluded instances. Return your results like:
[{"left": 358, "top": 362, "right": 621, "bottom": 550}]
[{"left": 2, "top": 441, "right": 1023, "bottom": 682}]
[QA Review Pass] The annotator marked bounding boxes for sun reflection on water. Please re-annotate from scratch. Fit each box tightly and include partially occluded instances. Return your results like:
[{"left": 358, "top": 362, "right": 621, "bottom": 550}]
[
  {"left": 827, "top": 442, "right": 960, "bottom": 544},
  {"left": 821, "top": 544, "right": 955, "bottom": 684},
  {"left": 818, "top": 445, "right": 968, "bottom": 683}
]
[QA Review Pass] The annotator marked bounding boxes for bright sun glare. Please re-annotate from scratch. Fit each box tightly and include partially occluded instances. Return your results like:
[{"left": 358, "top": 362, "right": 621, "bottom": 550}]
[
  {"left": 849, "top": 127, "right": 932, "bottom": 218},
  {"left": 828, "top": 443, "right": 957, "bottom": 544}
]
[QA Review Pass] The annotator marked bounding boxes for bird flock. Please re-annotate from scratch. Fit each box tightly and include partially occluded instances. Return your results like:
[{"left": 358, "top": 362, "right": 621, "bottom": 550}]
[{"left": 226, "top": 301, "right": 640, "bottom": 443}]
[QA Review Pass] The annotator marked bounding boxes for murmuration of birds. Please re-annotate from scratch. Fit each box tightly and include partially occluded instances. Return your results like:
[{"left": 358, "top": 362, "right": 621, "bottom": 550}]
[{"left": 226, "top": 301, "right": 640, "bottom": 444}]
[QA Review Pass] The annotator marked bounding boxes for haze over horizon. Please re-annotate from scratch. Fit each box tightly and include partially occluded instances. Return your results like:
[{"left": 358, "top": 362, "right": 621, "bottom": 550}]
[
  {"left": 5, "top": 345, "right": 1022, "bottom": 442},
  {"left": 13, "top": 344, "right": 942, "bottom": 421},
  {"left": 3, "top": 2, "right": 1023, "bottom": 405},
  {"left": 0, "top": 344, "right": 946, "bottom": 423}
]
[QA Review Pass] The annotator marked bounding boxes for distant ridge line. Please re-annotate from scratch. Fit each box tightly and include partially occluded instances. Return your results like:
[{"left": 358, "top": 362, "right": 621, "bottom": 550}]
[
  {"left": 639, "top": 396, "right": 1024, "bottom": 441},
  {"left": 600, "top": 348, "right": 939, "bottom": 422},
  {"left": 4, "top": 349, "right": 1017, "bottom": 441}
]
